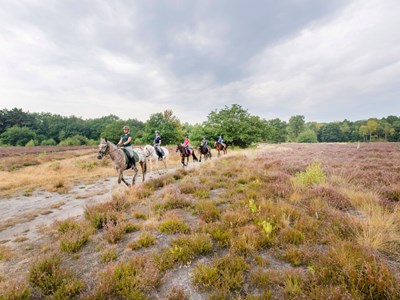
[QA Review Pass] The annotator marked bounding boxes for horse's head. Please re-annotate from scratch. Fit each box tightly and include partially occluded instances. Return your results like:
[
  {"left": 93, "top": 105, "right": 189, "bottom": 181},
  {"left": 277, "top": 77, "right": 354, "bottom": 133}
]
[
  {"left": 143, "top": 145, "right": 152, "bottom": 158},
  {"left": 176, "top": 143, "right": 181, "bottom": 153},
  {"left": 97, "top": 138, "right": 109, "bottom": 159}
]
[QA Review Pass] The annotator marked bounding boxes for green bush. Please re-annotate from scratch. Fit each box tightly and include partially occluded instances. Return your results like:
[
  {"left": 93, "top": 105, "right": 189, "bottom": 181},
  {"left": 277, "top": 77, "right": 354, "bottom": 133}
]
[
  {"left": 294, "top": 162, "right": 326, "bottom": 186},
  {"left": 297, "top": 130, "right": 318, "bottom": 143},
  {"left": 58, "top": 134, "right": 93, "bottom": 146},
  {"left": 29, "top": 254, "right": 84, "bottom": 297},
  {"left": 40, "top": 138, "right": 57, "bottom": 146},
  {"left": 0, "top": 125, "right": 37, "bottom": 146}
]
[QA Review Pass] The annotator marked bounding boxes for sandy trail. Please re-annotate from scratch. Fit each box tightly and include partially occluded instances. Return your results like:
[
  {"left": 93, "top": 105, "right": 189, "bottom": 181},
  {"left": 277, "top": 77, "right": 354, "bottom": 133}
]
[{"left": 0, "top": 162, "right": 199, "bottom": 248}]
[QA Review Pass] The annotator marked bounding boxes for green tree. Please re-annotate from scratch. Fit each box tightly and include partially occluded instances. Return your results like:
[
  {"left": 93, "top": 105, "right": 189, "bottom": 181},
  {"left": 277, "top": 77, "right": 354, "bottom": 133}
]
[
  {"left": 101, "top": 119, "right": 144, "bottom": 144},
  {"left": 142, "top": 110, "right": 182, "bottom": 145},
  {"left": 265, "top": 118, "right": 287, "bottom": 143},
  {"left": 319, "top": 123, "right": 345, "bottom": 142},
  {"left": 297, "top": 130, "right": 318, "bottom": 143},
  {"left": 0, "top": 108, "right": 36, "bottom": 134},
  {"left": 366, "top": 119, "right": 378, "bottom": 141},
  {"left": 358, "top": 125, "right": 369, "bottom": 142},
  {"left": 203, "top": 104, "right": 264, "bottom": 147},
  {"left": 0, "top": 125, "right": 37, "bottom": 146},
  {"left": 287, "top": 115, "right": 305, "bottom": 142}
]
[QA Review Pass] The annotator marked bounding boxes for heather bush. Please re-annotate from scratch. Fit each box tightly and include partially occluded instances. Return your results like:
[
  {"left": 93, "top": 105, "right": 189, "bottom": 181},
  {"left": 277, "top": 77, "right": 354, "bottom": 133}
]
[
  {"left": 159, "top": 219, "right": 191, "bottom": 234},
  {"left": 193, "top": 254, "right": 249, "bottom": 291},
  {"left": 29, "top": 254, "right": 84, "bottom": 298}
]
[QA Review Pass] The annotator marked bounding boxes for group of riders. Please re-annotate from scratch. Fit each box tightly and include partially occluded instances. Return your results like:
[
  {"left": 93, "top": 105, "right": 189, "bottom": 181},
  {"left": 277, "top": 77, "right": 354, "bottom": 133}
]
[{"left": 117, "top": 125, "right": 226, "bottom": 167}]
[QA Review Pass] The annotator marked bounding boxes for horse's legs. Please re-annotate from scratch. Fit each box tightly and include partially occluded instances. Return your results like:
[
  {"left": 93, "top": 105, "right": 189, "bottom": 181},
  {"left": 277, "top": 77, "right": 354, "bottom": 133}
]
[
  {"left": 162, "top": 157, "right": 168, "bottom": 173},
  {"left": 141, "top": 161, "right": 146, "bottom": 182},
  {"left": 120, "top": 171, "right": 130, "bottom": 187},
  {"left": 132, "top": 165, "right": 138, "bottom": 185},
  {"left": 148, "top": 158, "right": 153, "bottom": 173},
  {"left": 155, "top": 156, "right": 160, "bottom": 175}
]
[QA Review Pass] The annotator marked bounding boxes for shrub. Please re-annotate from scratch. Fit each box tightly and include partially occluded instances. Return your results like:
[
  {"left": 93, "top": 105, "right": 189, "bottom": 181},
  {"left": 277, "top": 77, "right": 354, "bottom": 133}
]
[
  {"left": 93, "top": 254, "right": 160, "bottom": 298},
  {"left": 0, "top": 279, "right": 31, "bottom": 299},
  {"left": 29, "top": 254, "right": 84, "bottom": 297},
  {"left": 124, "top": 223, "right": 141, "bottom": 233},
  {"left": 195, "top": 200, "right": 221, "bottom": 223},
  {"left": 129, "top": 232, "right": 156, "bottom": 250},
  {"left": 40, "top": 138, "right": 57, "bottom": 146},
  {"left": 100, "top": 246, "right": 118, "bottom": 263},
  {"left": 25, "top": 139, "right": 36, "bottom": 147},
  {"left": 84, "top": 203, "right": 120, "bottom": 229},
  {"left": 156, "top": 234, "right": 213, "bottom": 270},
  {"left": 193, "top": 254, "right": 249, "bottom": 291},
  {"left": 314, "top": 241, "right": 399, "bottom": 299},
  {"left": 104, "top": 221, "right": 126, "bottom": 244},
  {"left": 0, "top": 245, "right": 12, "bottom": 261},
  {"left": 297, "top": 130, "right": 318, "bottom": 143},
  {"left": 206, "top": 224, "right": 232, "bottom": 248},
  {"left": 294, "top": 162, "right": 326, "bottom": 186},
  {"left": 57, "top": 219, "right": 93, "bottom": 253},
  {"left": 159, "top": 219, "right": 191, "bottom": 234},
  {"left": 58, "top": 135, "right": 91, "bottom": 146}
]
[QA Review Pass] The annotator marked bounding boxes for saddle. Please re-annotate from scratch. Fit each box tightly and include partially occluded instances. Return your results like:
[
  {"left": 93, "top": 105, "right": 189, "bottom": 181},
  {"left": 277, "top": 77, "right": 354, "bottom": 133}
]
[
  {"left": 154, "top": 145, "right": 164, "bottom": 158},
  {"left": 185, "top": 147, "right": 193, "bottom": 155},
  {"left": 121, "top": 148, "right": 139, "bottom": 169}
]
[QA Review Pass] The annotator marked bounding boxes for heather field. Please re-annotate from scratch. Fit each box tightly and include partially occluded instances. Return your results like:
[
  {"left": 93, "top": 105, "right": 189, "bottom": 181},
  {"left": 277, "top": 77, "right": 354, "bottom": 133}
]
[{"left": 1, "top": 143, "right": 400, "bottom": 299}]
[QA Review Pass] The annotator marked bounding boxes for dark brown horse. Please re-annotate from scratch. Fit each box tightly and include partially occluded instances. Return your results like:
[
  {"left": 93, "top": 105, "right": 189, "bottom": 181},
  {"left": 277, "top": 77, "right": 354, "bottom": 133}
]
[
  {"left": 198, "top": 145, "right": 212, "bottom": 162},
  {"left": 176, "top": 144, "right": 198, "bottom": 166},
  {"left": 214, "top": 141, "right": 228, "bottom": 156}
]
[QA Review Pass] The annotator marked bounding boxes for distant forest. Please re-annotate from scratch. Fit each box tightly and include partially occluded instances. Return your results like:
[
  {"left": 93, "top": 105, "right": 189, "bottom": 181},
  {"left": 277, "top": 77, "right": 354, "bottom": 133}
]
[{"left": 1, "top": 105, "right": 399, "bottom": 147}]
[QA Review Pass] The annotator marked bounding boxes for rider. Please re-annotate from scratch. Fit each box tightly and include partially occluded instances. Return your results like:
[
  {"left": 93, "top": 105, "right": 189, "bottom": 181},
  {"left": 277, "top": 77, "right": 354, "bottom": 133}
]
[
  {"left": 117, "top": 125, "right": 136, "bottom": 168},
  {"left": 153, "top": 130, "right": 164, "bottom": 160},
  {"left": 218, "top": 135, "right": 226, "bottom": 149},
  {"left": 201, "top": 136, "right": 208, "bottom": 149},
  {"left": 183, "top": 134, "right": 190, "bottom": 155}
]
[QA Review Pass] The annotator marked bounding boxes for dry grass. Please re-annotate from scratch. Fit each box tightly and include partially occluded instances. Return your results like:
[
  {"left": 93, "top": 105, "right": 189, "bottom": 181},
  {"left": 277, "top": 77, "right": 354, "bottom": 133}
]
[
  {"left": 0, "top": 152, "right": 114, "bottom": 196},
  {"left": 1, "top": 143, "right": 399, "bottom": 299}
]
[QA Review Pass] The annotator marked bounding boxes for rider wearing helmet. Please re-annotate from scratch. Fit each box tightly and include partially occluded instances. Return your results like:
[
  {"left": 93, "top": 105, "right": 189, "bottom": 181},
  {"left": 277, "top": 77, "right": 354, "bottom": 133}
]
[
  {"left": 183, "top": 134, "right": 190, "bottom": 155},
  {"left": 201, "top": 136, "right": 208, "bottom": 149},
  {"left": 153, "top": 130, "right": 164, "bottom": 160},
  {"left": 117, "top": 125, "right": 135, "bottom": 167},
  {"left": 218, "top": 135, "right": 226, "bottom": 150}
]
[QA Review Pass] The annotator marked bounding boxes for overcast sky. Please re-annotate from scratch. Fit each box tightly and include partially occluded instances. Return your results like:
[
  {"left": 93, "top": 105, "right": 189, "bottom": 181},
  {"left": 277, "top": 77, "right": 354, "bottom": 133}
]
[{"left": 1, "top": 0, "right": 399, "bottom": 124}]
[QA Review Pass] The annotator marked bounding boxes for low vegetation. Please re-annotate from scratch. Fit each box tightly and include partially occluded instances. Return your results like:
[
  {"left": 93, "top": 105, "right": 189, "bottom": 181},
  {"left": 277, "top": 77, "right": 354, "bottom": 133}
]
[{"left": 1, "top": 143, "right": 399, "bottom": 299}]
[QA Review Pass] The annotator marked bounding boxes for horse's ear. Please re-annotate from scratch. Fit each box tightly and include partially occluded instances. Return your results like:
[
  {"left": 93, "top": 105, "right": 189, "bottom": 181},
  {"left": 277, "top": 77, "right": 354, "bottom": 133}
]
[{"left": 105, "top": 138, "right": 108, "bottom": 142}]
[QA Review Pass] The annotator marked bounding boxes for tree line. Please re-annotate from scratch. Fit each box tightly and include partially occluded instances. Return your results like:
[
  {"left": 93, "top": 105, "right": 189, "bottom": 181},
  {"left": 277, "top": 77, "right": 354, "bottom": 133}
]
[{"left": 0, "top": 106, "right": 399, "bottom": 147}]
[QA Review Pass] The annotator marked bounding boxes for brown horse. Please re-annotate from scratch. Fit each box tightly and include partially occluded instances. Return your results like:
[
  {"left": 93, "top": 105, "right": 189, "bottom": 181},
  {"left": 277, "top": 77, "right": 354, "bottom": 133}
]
[
  {"left": 176, "top": 144, "right": 198, "bottom": 166},
  {"left": 198, "top": 145, "right": 212, "bottom": 162},
  {"left": 214, "top": 141, "right": 228, "bottom": 156},
  {"left": 97, "top": 138, "right": 147, "bottom": 186}
]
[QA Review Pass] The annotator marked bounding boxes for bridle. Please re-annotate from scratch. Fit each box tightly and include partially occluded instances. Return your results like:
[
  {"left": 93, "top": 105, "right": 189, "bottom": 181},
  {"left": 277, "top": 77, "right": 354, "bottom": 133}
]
[
  {"left": 98, "top": 142, "right": 119, "bottom": 157},
  {"left": 145, "top": 146, "right": 155, "bottom": 158}
]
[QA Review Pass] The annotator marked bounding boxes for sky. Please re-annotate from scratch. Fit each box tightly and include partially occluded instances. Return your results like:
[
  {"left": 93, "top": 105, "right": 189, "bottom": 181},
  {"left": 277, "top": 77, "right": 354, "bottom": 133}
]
[{"left": 1, "top": 0, "right": 399, "bottom": 124}]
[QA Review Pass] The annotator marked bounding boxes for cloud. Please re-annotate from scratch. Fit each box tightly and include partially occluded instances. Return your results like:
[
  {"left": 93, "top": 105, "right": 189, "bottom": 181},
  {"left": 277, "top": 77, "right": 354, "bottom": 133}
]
[{"left": 0, "top": 0, "right": 398, "bottom": 124}]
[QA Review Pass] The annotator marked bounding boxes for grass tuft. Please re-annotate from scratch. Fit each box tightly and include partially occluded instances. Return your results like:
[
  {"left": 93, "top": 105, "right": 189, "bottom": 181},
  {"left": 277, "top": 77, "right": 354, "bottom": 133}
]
[
  {"left": 159, "top": 218, "right": 191, "bottom": 234},
  {"left": 29, "top": 254, "right": 84, "bottom": 298}
]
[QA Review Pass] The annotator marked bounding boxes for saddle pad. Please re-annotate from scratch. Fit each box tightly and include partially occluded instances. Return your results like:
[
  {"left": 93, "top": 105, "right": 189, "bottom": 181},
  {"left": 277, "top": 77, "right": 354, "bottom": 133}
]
[{"left": 131, "top": 149, "right": 140, "bottom": 162}]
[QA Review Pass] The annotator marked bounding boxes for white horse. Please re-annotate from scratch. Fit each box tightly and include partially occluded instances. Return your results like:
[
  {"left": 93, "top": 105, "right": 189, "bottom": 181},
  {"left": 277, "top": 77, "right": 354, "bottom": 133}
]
[{"left": 143, "top": 145, "right": 169, "bottom": 174}]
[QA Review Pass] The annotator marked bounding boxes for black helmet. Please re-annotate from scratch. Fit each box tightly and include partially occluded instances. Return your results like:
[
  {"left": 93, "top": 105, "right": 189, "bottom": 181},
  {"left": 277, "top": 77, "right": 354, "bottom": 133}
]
[{"left": 185, "top": 134, "right": 188, "bottom": 137}]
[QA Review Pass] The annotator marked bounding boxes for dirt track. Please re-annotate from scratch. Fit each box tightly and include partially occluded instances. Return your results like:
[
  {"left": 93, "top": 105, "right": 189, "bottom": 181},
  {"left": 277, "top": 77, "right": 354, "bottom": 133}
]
[{"left": 0, "top": 162, "right": 200, "bottom": 249}]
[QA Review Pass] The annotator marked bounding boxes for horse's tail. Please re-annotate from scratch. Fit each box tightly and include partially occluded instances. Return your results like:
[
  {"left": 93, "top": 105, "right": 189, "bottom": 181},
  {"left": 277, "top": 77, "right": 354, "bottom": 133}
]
[{"left": 192, "top": 152, "right": 199, "bottom": 162}]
